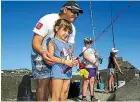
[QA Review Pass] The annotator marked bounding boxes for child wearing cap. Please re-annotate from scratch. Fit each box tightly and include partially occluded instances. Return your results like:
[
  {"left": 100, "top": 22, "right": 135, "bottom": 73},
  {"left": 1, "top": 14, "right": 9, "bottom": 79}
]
[
  {"left": 81, "top": 37, "right": 99, "bottom": 101},
  {"left": 107, "top": 48, "right": 123, "bottom": 92}
]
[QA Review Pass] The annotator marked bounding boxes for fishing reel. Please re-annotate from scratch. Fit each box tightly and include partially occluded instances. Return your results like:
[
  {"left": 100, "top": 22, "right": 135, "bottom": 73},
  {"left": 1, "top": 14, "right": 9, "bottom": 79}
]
[
  {"left": 94, "top": 52, "right": 103, "bottom": 64},
  {"left": 97, "top": 56, "right": 103, "bottom": 64}
]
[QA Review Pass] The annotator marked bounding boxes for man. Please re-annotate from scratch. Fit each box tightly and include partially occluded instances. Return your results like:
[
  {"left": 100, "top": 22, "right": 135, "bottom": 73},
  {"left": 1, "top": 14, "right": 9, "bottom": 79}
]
[{"left": 31, "top": 1, "right": 83, "bottom": 101}]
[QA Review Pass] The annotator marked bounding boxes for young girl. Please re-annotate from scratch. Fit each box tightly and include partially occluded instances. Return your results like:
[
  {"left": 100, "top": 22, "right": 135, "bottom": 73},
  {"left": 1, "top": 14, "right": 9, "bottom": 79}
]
[
  {"left": 107, "top": 48, "right": 123, "bottom": 93},
  {"left": 81, "top": 37, "right": 99, "bottom": 101},
  {"left": 47, "top": 19, "right": 78, "bottom": 101}
]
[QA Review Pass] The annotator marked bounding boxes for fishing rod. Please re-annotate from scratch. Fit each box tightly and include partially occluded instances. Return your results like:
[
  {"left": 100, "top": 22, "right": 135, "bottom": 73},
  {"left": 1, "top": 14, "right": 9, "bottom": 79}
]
[{"left": 64, "top": 1, "right": 135, "bottom": 73}]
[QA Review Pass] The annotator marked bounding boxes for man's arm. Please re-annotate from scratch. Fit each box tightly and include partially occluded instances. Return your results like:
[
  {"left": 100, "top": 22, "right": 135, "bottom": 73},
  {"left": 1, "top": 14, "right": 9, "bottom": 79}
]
[
  {"left": 32, "top": 33, "right": 53, "bottom": 64},
  {"left": 32, "top": 33, "right": 44, "bottom": 55}
]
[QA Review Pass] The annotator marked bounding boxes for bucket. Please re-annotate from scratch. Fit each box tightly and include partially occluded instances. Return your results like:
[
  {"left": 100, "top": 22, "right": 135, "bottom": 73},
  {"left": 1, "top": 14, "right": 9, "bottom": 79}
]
[{"left": 99, "top": 83, "right": 104, "bottom": 89}]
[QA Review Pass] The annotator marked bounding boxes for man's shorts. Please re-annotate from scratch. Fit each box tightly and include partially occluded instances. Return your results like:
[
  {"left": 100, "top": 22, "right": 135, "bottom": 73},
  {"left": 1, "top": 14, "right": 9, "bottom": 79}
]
[
  {"left": 107, "top": 68, "right": 115, "bottom": 76},
  {"left": 31, "top": 54, "right": 52, "bottom": 79},
  {"left": 86, "top": 68, "right": 97, "bottom": 79}
]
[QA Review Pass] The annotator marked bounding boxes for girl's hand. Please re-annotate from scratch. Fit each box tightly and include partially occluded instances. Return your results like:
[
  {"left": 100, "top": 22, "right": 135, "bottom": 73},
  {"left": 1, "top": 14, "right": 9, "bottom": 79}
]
[
  {"left": 72, "top": 59, "right": 79, "bottom": 66},
  {"left": 71, "top": 57, "right": 78, "bottom": 66},
  {"left": 95, "top": 62, "right": 99, "bottom": 67},
  {"left": 64, "top": 60, "right": 73, "bottom": 67},
  {"left": 94, "top": 52, "right": 99, "bottom": 58}
]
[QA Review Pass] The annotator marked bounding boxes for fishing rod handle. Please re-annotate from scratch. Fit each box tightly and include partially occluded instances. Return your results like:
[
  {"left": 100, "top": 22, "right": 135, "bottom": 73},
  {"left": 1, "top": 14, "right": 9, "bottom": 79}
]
[
  {"left": 63, "top": 57, "right": 79, "bottom": 74},
  {"left": 63, "top": 67, "right": 72, "bottom": 73}
]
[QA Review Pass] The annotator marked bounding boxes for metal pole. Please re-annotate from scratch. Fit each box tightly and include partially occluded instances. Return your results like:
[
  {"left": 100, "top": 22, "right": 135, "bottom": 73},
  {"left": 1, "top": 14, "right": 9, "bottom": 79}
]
[{"left": 110, "top": 2, "right": 116, "bottom": 48}]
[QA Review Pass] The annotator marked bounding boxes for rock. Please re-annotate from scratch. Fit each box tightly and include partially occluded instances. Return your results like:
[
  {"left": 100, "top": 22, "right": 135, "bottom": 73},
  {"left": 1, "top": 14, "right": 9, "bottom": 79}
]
[{"left": 115, "top": 77, "right": 140, "bottom": 101}]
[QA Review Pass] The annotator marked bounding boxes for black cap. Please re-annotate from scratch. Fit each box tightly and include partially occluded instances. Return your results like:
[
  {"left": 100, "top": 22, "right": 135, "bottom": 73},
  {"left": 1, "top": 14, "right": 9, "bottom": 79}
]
[{"left": 62, "top": 1, "right": 83, "bottom": 14}]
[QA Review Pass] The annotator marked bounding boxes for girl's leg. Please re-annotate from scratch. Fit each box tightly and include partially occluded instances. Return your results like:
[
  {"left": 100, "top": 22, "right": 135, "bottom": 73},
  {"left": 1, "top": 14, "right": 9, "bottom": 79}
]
[
  {"left": 111, "top": 76, "right": 114, "bottom": 91},
  {"left": 89, "top": 77, "right": 95, "bottom": 96},
  {"left": 51, "top": 79, "right": 63, "bottom": 101},
  {"left": 108, "top": 75, "right": 113, "bottom": 92},
  {"left": 36, "top": 78, "right": 50, "bottom": 101},
  {"left": 89, "top": 68, "right": 98, "bottom": 101},
  {"left": 82, "top": 77, "right": 89, "bottom": 99},
  {"left": 60, "top": 79, "right": 70, "bottom": 101}
]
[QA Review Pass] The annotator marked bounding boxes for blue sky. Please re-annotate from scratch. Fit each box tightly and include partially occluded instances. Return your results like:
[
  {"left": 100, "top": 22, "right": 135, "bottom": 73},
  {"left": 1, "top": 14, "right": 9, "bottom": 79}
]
[{"left": 1, "top": 1, "right": 140, "bottom": 71}]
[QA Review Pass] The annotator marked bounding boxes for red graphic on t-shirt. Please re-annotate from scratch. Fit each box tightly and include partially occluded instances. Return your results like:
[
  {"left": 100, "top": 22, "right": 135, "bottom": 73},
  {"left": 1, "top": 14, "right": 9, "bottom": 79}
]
[{"left": 36, "top": 22, "right": 43, "bottom": 29}]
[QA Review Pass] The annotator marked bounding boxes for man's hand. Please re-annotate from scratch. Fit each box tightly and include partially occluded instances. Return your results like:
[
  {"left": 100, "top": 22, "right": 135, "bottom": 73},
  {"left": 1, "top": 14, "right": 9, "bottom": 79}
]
[{"left": 41, "top": 50, "right": 54, "bottom": 64}]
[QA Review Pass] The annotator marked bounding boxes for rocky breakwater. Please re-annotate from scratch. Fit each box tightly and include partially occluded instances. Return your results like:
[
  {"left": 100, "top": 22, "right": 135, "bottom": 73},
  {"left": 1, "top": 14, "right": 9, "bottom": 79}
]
[{"left": 115, "top": 76, "right": 140, "bottom": 101}]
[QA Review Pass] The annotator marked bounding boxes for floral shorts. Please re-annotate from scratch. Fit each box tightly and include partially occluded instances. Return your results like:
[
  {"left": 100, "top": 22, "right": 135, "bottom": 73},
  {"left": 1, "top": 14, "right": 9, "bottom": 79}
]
[{"left": 31, "top": 54, "right": 52, "bottom": 79}]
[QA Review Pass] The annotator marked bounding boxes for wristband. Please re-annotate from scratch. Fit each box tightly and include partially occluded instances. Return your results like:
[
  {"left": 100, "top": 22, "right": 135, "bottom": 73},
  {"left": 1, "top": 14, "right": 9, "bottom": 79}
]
[
  {"left": 61, "top": 58, "right": 63, "bottom": 64},
  {"left": 61, "top": 58, "right": 64, "bottom": 64},
  {"left": 61, "top": 58, "right": 65, "bottom": 64},
  {"left": 64, "top": 59, "right": 65, "bottom": 65}
]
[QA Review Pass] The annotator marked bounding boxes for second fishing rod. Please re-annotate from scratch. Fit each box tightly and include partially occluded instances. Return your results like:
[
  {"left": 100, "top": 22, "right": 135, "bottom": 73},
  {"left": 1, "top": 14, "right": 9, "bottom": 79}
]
[{"left": 63, "top": 1, "right": 135, "bottom": 73}]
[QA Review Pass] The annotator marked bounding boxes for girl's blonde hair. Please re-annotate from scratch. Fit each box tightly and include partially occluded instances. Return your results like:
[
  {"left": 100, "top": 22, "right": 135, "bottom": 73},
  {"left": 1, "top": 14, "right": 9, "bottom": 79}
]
[{"left": 54, "top": 19, "right": 73, "bottom": 37}]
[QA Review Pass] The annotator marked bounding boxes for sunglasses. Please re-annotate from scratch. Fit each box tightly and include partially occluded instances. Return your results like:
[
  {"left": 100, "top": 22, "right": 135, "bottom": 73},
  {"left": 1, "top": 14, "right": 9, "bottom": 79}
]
[
  {"left": 86, "top": 41, "right": 92, "bottom": 44},
  {"left": 67, "top": 8, "right": 79, "bottom": 16}
]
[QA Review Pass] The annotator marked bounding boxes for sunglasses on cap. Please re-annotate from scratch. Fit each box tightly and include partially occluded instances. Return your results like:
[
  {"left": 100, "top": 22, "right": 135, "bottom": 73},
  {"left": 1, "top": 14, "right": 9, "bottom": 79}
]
[
  {"left": 67, "top": 8, "right": 79, "bottom": 16},
  {"left": 86, "top": 41, "right": 92, "bottom": 44}
]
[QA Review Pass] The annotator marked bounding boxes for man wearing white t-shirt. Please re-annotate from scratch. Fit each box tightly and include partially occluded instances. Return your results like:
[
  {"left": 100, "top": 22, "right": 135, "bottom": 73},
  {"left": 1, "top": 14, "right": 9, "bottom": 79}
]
[{"left": 31, "top": 1, "right": 83, "bottom": 101}]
